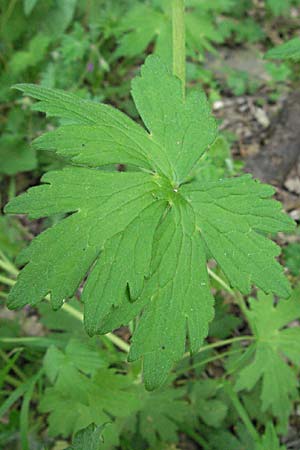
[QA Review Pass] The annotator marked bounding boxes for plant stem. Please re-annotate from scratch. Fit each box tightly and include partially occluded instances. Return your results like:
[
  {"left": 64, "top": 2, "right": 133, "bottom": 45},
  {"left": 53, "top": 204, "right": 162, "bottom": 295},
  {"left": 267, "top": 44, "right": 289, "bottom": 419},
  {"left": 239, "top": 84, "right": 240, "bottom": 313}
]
[
  {"left": 0, "top": 337, "right": 52, "bottom": 344},
  {"left": 5, "top": 374, "right": 22, "bottom": 388},
  {"left": 0, "top": 258, "right": 18, "bottom": 276},
  {"left": 182, "top": 335, "right": 254, "bottom": 359},
  {"left": 179, "top": 424, "right": 211, "bottom": 450},
  {"left": 0, "top": 349, "right": 26, "bottom": 382},
  {"left": 0, "top": 275, "right": 15, "bottom": 286},
  {"left": 207, "top": 267, "right": 249, "bottom": 318},
  {"left": 176, "top": 348, "right": 244, "bottom": 376},
  {"left": 224, "top": 381, "right": 259, "bottom": 443},
  {"left": 8, "top": 176, "right": 16, "bottom": 201},
  {"left": 207, "top": 267, "right": 234, "bottom": 294},
  {"left": 61, "top": 302, "right": 130, "bottom": 353},
  {"left": 235, "top": 291, "right": 249, "bottom": 317},
  {"left": 172, "top": 0, "right": 186, "bottom": 96}
]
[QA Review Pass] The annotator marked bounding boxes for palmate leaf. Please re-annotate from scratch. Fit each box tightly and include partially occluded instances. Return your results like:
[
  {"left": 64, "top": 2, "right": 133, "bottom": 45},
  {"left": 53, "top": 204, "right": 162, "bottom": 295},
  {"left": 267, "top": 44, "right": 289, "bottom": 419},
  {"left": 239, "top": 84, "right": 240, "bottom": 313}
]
[
  {"left": 5, "top": 55, "right": 294, "bottom": 390},
  {"left": 133, "top": 386, "right": 189, "bottom": 447},
  {"left": 115, "top": 1, "right": 224, "bottom": 61},
  {"left": 236, "top": 287, "right": 300, "bottom": 429},
  {"left": 40, "top": 344, "right": 141, "bottom": 448},
  {"left": 188, "top": 379, "right": 227, "bottom": 428}
]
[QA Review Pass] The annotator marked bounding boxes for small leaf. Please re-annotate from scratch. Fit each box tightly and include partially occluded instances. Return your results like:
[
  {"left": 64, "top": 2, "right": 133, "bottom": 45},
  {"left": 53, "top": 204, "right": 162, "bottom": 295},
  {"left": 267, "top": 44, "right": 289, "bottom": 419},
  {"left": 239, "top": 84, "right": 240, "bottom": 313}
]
[
  {"left": 65, "top": 423, "right": 106, "bottom": 450},
  {"left": 136, "top": 386, "right": 188, "bottom": 447},
  {"left": 236, "top": 287, "right": 300, "bottom": 428},
  {"left": 189, "top": 379, "right": 227, "bottom": 428}
]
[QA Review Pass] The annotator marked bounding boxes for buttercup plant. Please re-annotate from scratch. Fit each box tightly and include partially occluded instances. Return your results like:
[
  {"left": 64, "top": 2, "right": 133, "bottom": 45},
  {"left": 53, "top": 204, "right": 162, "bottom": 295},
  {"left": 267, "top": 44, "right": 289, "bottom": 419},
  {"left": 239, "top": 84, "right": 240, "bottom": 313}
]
[{"left": 4, "top": 0, "right": 295, "bottom": 393}]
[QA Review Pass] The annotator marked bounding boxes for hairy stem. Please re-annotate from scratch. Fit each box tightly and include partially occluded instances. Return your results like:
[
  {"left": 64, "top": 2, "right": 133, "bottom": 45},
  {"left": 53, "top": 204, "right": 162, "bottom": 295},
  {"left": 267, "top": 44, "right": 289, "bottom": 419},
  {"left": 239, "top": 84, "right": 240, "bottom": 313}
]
[{"left": 172, "top": 0, "right": 186, "bottom": 96}]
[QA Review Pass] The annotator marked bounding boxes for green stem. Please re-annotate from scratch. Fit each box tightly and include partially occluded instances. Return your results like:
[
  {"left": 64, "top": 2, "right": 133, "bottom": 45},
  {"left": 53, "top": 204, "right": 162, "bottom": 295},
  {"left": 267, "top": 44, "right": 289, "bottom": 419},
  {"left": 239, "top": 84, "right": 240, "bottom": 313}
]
[
  {"left": 0, "top": 258, "right": 18, "bottom": 276},
  {"left": 172, "top": 0, "right": 186, "bottom": 96},
  {"left": 0, "top": 337, "right": 51, "bottom": 344},
  {"left": 0, "top": 250, "right": 15, "bottom": 267},
  {"left": 182, "top": 335, "right": 255, "bottom": 359},
  {"left": 179, "top": 425, "right": 211, "bottom": 449},
  {"left": 235, "top": 291, "right": 248, "bottom": 317},
  {"left": 207, "top": 268, "right": 234, "bottom": 294},
  {"left": 207, "top": 268, "right": 249, "bottom": 318},
  {"left": 13, "top": 220, "right": 34, "bottom": 240},
  {"left": 224, "top": 381, "right": 259, "bottom": 443},
  {"left": 1, "top": 0, "right": 18, "bottom": 29},
  {"left": 5, "top": 374, "right": 22, "bottom": 388},
  {"left": 8, "top": 176, "right": 16, "bottom": 201},
  {"left": 0, "top": 349, "right": 26, "bottom": 382},
  {"left": 176, "top": 348, "right": 244, "bottom": 377},
  {"left": 61, "top": 302, "right": 130, "bottom": 353},
  {"left": 0, "top": 275, "right": 15, "bottom": 287}
]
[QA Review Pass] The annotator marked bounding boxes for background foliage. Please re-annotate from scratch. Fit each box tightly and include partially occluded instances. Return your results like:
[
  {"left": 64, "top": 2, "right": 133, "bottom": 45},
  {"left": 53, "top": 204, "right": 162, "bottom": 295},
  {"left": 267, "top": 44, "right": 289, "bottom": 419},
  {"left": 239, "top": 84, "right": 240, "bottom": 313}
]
[{"left": 1, "top": 0, "right": 300, "bottom": 449}]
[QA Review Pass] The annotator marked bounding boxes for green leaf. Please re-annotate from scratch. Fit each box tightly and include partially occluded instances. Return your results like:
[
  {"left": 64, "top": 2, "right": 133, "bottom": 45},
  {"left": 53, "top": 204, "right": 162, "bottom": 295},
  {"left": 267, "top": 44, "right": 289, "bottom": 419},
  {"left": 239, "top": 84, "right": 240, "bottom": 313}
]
[
  {"left": 182, "top": 175, "right": 294, "bottom": 297},
  {"left": 189, "top": 379, "right": 227, "bottom": 428},
  {"left": 209, "top": 297, "right": 242, "bottom": 339},
  {"left": 6, "top": 169, "right": 163, "bottom": 312},
  {"left": 236, "top": 287, "right": 300, "bottom": 428},
  {"left": 196, "top": 135, "right": 233, "bottom": 182},
  {"left": 40, "top": 345, "right": 141, "bottom": 445},
  {"left": 255, "top": 423, "right": 286, "bottom": 450},
  {"left": 135, "top": 386, "right": 189, "bottom": 447},
  {"left": 0, "top": 216, "right": 25, "bottom": 258},
  {"left": 115, "top": 3, "right": 169, "bottom": 60},
  {"left": 127, "top": 202, "right": 215, "bottom": 390},
  {"left": 266, "top": 0, "right": 290, "bottom": 16},
  {"left": 205, "top": 422, "right": 255, "bottom": 450},
  {"left": 0, "top": 135, "right": 37, "bottom": 175},
  {"left": 115, "top": 2, "right": 225, "bottom": 62},
  {"left": 8, "top": 33, "right": 50, "bottom": 77},
  {"left": 6, "top": 55, "right": 294, "bottom": 390},
  {"left": 43, "top": 339, "right": 106, "bottom": 383},
  {"left": 283, "top": 242, "right": 300, "bottom": 276},
  {"left": 265, "top": 37, "right": 300, "bottom": 61},
  {"left": 131, "top": 55, "right": 217, "bottom": 183},
  {"left": 65, "top": 423, "right": 106, "bottom": 450},
  {"left": 38, "top": 298, "right": 84, "bottom": 335},
  {"left": 42, "top": 0, "right": 77, "bottom": 36}
]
